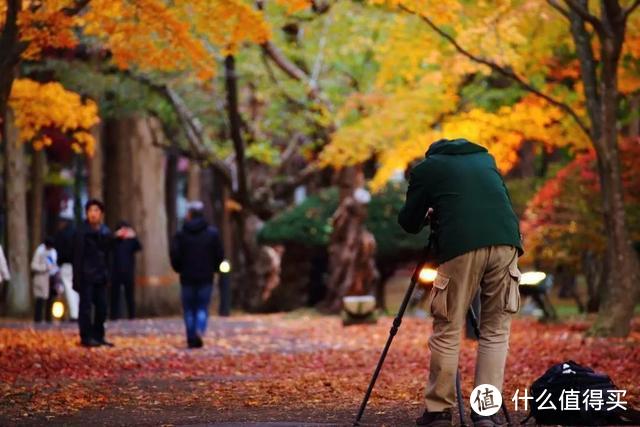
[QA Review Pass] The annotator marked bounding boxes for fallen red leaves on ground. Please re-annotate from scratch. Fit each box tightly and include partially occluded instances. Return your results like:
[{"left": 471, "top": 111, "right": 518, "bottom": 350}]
[{"left": 0, "top": 315, "right": 638, "bottom": 424}]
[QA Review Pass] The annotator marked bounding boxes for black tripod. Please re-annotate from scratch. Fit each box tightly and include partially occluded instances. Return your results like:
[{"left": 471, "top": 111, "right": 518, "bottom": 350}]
[{"left": 353, "top": 253, "right": 512, "bottom": 426}]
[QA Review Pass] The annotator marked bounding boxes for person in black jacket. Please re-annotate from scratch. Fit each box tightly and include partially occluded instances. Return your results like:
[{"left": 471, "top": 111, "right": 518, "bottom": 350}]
[
  {"left": 110, "top": 221, "right": 142, "bottom": 320},
  {"left": 170, "top": 201, "right": 224, "bottom": 348},
  {"left": 54, "top": 215, "right": 78, "bottom": 321},
  {"left": 73, "top": 199, "right": 113, "bottom": 348}
]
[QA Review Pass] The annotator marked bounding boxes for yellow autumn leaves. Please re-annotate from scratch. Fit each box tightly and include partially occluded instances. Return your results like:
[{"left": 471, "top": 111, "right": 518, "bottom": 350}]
[
  {"left": 320, "top": 0, "right": 635, "bottom": 191},
  {"left": 9, "top": 79, "right": 100, "bottom": 154},
  {"left": 3, "top": 0, "right": 309, "bottom": 154}
]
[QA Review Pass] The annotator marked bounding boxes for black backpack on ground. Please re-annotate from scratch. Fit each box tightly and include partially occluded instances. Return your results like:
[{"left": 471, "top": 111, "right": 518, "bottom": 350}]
[{"left": 523, "top": 360, "right": 640, "bottom": 426}]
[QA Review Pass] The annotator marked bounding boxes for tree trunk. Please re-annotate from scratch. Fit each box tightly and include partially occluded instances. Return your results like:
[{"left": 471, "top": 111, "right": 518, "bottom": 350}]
[
  {"left": 322, "top": 166, "right": 379, "bottom": 312},
  {"left": 130, "top": 116, "right": 177, "bottom": 315},
  {"left": 260, "top": 243, "right": 308, "bottom": 312},
  {"left": 29, "top": 149, "right": 46, "bottom": 255},
  {"left": 165, "top": 147, "right": 178, "bottom": 239},
  {"left": 630, "top": 94, "right": 639, "bottom": 138},
  {"left": 0, "top": 0, "right": 22, "bottom": 130},
  {"left": 4, "top": 110, "right": 30, "bottom": 316},
  {"left": 72, "top": 154, "right": 84, "bottom": 223},
  {"left": 568, "top": 1, "right": 640, "bottom": 336},
  {"left": 225, "top": 54, "right": 266, "bottom": 311},
  {"left": 87, "top": 124, "right": 104, "bottom": 200},
  {"left": 590, "top": 22, "right": 640, "bottom": 336},
  {"left": 591, "top": 2, "right": 640, "bottom": 336},
  {"left": 200, "top": 166, "right": 215, "bottom": 223},
  {"left": 582, "top": 250, "right": 607, "bottom": 313},
  {"left": 186, "top": 162, "right": 201, "bottom": 201},
  {"left": 507, "top": 140, "right": 536, "bottom": 178},
  {"left": 211, "top": 167, "right": 234, "bottom": 313},
  {"left": 105, "top": 116, "right": 178, "bottom": 316},
  {"left": 104, "top": 118, "right": 132, "bottom": 227}
]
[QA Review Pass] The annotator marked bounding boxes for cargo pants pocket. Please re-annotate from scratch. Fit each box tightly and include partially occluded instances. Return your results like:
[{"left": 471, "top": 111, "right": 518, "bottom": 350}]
[
  {"left": 429, "top": 273, "right": 450, "bottom": 321},
  {"left": 504, "top": 261, "right": 521, "bottom": 314}
]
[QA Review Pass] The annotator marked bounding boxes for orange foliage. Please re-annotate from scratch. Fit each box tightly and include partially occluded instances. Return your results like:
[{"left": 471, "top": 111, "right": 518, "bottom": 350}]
[
  {"left": 8, "top": 79, "right": 99, "bottom": 155},
  {"left": 81, "top": 0, "right": 215, "bottom": 79},
  {"left": 0, "top": 316, "right": 638, "bottom": 421},
  {"left": 1, "top": 0, "right": 289, "bottom": 80},
  {"left": 321, "top": 0, "right": 639, "bottom": 191},
  {"left": 520, "top": 138, "right": 640, "bottom": 267},
  {"left": 1, "top": 0, "right": 297, "bottom": 154},
  {"left": 18, "top": 6, "right": 77, "bottom": 59}
]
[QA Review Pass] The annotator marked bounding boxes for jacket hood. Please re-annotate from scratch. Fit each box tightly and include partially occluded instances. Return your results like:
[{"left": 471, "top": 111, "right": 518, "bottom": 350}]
[
  {"left": 183, "top": 217, "right": 208, "bottom": 233},
  {"left": 425, "top": 138, "right": 487, "bottom": 157}
]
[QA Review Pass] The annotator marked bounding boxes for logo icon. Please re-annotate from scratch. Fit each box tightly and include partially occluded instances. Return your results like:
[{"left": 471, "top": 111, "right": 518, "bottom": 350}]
[{"left": 470, "top": 384, "right": 502, "bottom": 416}]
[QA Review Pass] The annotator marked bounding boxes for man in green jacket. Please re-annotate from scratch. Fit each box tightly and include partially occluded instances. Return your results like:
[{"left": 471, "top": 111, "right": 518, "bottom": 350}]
[{"left": 399, "top": 138, "right": 523, "bottom": 427}]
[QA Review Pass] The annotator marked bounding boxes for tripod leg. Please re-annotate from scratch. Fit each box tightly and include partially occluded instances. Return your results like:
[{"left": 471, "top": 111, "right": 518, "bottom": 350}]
[
  {"left": 467, "top": 305, "right": 481, "bottom": 339},
  {"left": 456, "top": 369, "right": 468, "bottom": 427},
  {"left": 501, "top": 401, "right": 512, "bottom": 425},
  {"left": 353, "top": 276, "right": 419, "bottom": 426}
]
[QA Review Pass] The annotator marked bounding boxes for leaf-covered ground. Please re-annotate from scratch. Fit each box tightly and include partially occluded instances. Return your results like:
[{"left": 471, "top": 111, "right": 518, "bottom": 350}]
[{"left": 0, "top": 314, "right": 639, "bottom": 426}]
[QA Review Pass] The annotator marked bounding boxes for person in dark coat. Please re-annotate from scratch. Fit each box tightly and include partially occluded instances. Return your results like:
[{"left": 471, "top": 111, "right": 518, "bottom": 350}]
[
  {"left": 110, "top": 221, "right": 142, "bottom": 320},
  {"left": 54, "top": 215, "right": 78, "bottom": 321},
  {"left": 170, "top": 201, "right": 224, "bottom": 348},
  {"left": 73, "top": 199, "right": 113, "bottom": 347},
  {"left": 399, "top": 139, "right": 523, "bottom": 427}
]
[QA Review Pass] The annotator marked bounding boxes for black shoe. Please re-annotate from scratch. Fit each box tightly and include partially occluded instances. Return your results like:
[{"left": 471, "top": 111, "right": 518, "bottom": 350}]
[
  {"left": 187, "top": 336, "right": 203, "bottom": 349},
  {"left": 98, "top": 339, "right": 115, "bottom": 347},
  {"left": 416, "top": 408, "right": 452, "bottom": 426},
  {"left": 80, "top": 338, "right": 101, "bottom": 348},
  {"left": 471, "top": 411, "right": 506, "bottom": 427}
]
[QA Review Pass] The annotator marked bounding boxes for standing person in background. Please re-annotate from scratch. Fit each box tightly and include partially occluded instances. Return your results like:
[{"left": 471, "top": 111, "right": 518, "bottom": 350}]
[
  {"left": 110, "top": 221, "right": 142, "bottom": 320},
  {"left": 31, "top": 237, "right": 58, "bottom": 323},
  {"left": 170, "top": 201, "right": 224, "bottom": 349},
  {"left": 0, "top": 244, "right": 10, "bottom": 308},
  {"left": 54, "top": 214, "right": 78, "bottom": 321},
  {"left": 73, "top": 199, "right": 113, "bottom": 348}
]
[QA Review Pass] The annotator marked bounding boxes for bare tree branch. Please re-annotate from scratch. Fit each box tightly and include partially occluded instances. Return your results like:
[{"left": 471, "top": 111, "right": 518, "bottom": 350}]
[
  {"left": 259, "top": 52, "right": 307, "bottom": 108},
  {"left": 62, "top": 0, "right": 91, "bottom": 16},
  {"left": 567, "top": 3, "right": 602, "bottom": 140},
  {"left": 261, "top": 41, "right": 318, "bottom": 95},
  {"left": 148, "top": 111, "right": 213, "bottom": 164},
  {"left": 563, "top": 0, "right": 606, "bottom": 35},
  {"left": 311, "top": 0, "right": 331, "bottom": 14},
  {"left": 163, "top": 87, "right": 206, "bottom": 154},
  {"left": 399, "top": 4, "right": 592, "bottom": 138},
  {"left": 260, "top": 38, "right": 335, "bottom": 113},
  {"left": 547, "top": 0, "right": 571, "bottom": 18},
  {"left": 164, "top": 88, "right": 233, "bottom": 186},
  {"left": 280, "top": 134, "right": 305, "bottom": 166},
  {"left": 0, "top": 0, "right": 24, "bottom": 65},
  {"left": 311, "top": 15, "right": 331, "bottom": 87},
  {"left": 110, "top": 69, "right": 232, "bottom": 184},
  {"left": 255, "top": 0, "right": 337, "bottom": 111},
  {"left": 624, "top": 0, "right": 640, "bottom": 20},
  {"left": 224, "top": 55, "right": 251, "bottom": 208},
  {"left": 271, "top": 163, "right": 319, "bottom": 199}
]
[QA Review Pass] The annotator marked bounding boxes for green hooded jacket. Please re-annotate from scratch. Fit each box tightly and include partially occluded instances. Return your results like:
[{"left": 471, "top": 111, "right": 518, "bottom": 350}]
[{"left": 398, "top": 138, "right": 523, "bottom": 264}]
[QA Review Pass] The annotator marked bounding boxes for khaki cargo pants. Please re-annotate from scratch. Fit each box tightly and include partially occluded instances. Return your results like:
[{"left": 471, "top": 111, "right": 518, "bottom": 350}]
[{"left": 424, "top": 245, "right": 520, "bottom": 411}]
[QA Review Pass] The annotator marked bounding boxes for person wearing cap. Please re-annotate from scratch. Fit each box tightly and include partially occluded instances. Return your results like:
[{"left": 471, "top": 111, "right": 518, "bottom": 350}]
[
  {"left": 398, "top": 138, "right": 523, "bottom": 427},
  {"left": 110, "top": 221, "right": 142, "bottom": 320},
  {"left": 170, "top": 200, "right": 225, "bottom": 348}
]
